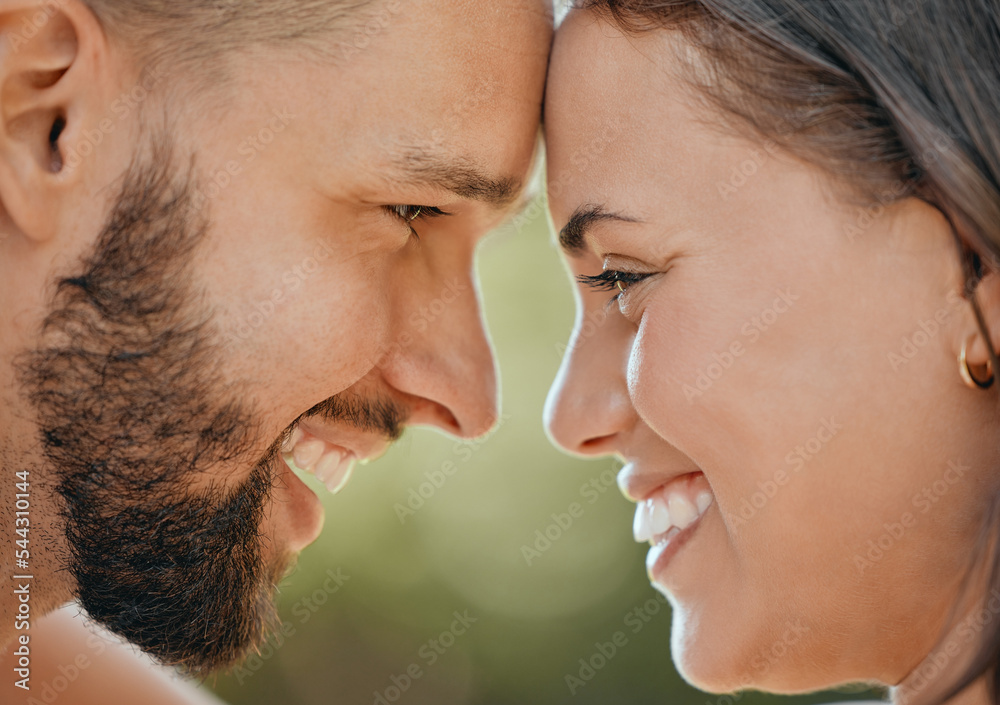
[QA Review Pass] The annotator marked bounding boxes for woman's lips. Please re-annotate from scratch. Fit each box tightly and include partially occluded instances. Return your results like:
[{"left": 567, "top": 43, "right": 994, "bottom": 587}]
[
  {"left": 645, "top": 508, "right": 709, "bottom": 590},
  {"left": 632, "top": 472, "right": 712, "bottom": 542},
  {"left": 626, "top": 471, "right": 714, "bottom": 591}
]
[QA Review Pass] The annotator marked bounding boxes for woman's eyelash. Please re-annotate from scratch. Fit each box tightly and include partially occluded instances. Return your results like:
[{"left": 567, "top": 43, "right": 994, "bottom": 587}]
[{"left": 577, "top": 270, "right": 652, "bottom": 298}]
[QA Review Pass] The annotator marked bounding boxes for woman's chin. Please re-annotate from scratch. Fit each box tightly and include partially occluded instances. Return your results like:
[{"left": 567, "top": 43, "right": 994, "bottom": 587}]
[
  {"left": 670, "top": 614, "right": 827, "bottom": 697},
  {"left": 671, "top": 637, "right": 754, "bottom": 696},
  {"left": 674, "top": 653, "right": 822, "bottom": 698}
]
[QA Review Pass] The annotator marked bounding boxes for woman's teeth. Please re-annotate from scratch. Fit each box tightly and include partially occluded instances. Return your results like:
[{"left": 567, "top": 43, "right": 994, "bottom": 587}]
[
  {"left": 281, "top": 428, "right": 356, "bottom": 495},
  {"left": 633, "top": 483, "right": 713, "bottom": 544}
]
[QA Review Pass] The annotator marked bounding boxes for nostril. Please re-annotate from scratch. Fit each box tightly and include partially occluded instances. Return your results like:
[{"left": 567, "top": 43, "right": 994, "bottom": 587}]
[
  {"left": 440, "top": 406, "right": 462, "bottom": 436},
  {"left": 404, "top": 396, "right": 463, "bottom": 437},
  {"left": 580, "top": 434, "right": 617, "bottom": 454}
]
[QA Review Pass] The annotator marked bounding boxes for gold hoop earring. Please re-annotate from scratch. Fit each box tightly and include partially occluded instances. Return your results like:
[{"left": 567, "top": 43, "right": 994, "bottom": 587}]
[{"left": 959, "top": 337, "right": 995, "bottom": 390}]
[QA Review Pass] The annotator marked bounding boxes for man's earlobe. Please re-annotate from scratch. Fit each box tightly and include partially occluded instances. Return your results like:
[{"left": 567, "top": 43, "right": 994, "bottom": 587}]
[{"left": 0, "top": 0, "right": 110, "bottom": 244}]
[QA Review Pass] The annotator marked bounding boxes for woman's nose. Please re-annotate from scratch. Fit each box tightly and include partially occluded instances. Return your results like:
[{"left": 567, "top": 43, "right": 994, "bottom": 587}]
[{"left": 544, "top": 304, "right": 636, "bottom": 456}]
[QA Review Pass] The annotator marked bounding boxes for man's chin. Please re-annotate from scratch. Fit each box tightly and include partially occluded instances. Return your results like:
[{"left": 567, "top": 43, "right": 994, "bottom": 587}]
[
  {"left": 67, "top": 460, "right": 294, "bottom": 674},
  {"left": 81, "top": 549, "right": 291, "bottom": 674}
]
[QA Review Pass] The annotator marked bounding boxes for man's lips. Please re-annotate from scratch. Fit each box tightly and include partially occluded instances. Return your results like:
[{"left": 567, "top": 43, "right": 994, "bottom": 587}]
[
  {"left": 280, "top": 421, "right": 391, "bottom": 495},
  {"left": 277, "top": 454, "right": 325, "bottom": 552},
  {"left": 297, "top": 419, "right": 392, "bottom": 465}
]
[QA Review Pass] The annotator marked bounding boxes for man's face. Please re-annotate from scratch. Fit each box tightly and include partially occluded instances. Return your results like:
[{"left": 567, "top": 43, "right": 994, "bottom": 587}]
[{"left": 3, "top": 0, "right": 550, "bottom": 673}]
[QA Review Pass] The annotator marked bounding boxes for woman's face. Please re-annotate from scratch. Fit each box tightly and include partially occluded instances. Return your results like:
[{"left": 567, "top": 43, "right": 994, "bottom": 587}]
[{"left": 544, "top": 9, "right": 1000, "bottom": 694}]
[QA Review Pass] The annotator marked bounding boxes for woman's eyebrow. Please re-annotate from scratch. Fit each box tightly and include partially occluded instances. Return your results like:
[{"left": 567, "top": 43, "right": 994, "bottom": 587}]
[{"left": 559, "top": 204, "right": 640, "bottom": 254}]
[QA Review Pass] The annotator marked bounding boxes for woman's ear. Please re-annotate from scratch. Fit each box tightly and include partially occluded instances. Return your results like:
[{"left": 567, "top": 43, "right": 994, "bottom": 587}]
[
  {"left": 957, "top": 252, "right": 1000, "bottom": 378},
  {"left": 0, "top": 0, "right": 113, "bottom": 244}
]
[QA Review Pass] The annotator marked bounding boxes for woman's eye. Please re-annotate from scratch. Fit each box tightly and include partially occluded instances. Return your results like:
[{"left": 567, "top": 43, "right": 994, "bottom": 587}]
[
  {"left": 577, "top": 270, "right": 653, "bottom": 303},
  {"left": 383, "top": 205, "right": 449, "bottom": 239}
]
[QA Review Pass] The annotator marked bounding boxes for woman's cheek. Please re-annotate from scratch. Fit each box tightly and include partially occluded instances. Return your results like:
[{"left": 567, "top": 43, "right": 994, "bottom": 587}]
[{"left": 627, "top": 306, "right": 709, "bottom": 451}]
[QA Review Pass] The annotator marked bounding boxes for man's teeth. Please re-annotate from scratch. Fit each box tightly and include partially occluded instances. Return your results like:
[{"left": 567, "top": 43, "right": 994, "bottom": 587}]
[
  {"left": 633, "top": 485, "right": 713, "bottom": 544},
  {"left": 292, "top": 438, "right": 325, "bottom": 469},
  {"left": 312, "top": 448, "right": 356, "bottom": 495},
  {"left": 282, "top": 427, "right": 305, "bottom": 453},
  {"left": 281, "top": 429, "right": 356, "bottom": 495}
]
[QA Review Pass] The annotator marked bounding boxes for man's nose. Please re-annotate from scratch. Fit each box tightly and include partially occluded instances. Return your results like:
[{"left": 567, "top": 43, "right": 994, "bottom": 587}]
[
  {"left": 544, "top": 302, "right": 635, "bottom": 456},
  {"left": 379, "top": 266, "right": 498, "bottom": 440}
]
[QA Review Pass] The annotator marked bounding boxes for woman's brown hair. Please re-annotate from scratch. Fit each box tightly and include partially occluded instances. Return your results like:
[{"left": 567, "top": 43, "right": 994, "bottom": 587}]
[{"left": 573, "top": 1, "right": 1000, "bottom": 703}]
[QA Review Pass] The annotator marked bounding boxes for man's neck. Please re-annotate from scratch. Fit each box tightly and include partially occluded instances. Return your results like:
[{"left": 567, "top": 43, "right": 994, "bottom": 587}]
[{"left": 0, "top": 398, "right": 75, "bottom": 651}]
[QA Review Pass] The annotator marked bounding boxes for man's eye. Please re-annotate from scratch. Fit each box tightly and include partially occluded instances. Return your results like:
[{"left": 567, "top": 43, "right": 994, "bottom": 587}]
[
  {"left": 384, "top": 205, "right": 449, "bottom": 234},
  {"left": 577, "top": 270, "right": 652, "bottom": 302}
]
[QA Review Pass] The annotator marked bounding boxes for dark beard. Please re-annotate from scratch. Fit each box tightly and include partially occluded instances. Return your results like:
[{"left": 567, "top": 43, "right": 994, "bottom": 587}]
[{"left": 15, "top": 138, "right": 285, "bottom": 674}]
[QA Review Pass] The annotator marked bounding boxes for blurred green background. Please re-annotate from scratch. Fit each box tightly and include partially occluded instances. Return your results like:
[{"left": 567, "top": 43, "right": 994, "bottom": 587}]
[{"left": 206, "top": 199, "right": 884, "bottom": 705}]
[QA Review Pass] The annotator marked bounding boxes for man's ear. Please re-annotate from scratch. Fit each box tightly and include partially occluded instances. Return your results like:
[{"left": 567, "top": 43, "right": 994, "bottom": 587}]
[{"left": 0, "top": 0, "right": 112, "bottom": 244}]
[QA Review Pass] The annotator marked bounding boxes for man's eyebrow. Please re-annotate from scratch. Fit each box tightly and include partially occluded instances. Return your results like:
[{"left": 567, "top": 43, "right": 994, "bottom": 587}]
[
  {"left": 393, "top": 148, "right": 522, "bottom": 209},
  {"left": 559, "top": 205, "right": 640, "bottom": 255}
]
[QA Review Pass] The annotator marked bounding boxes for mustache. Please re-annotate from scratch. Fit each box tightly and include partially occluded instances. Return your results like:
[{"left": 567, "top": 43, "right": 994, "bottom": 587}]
[{"left": 297, "top": 392, "right": 407, "bottom": 442}]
